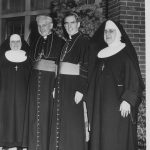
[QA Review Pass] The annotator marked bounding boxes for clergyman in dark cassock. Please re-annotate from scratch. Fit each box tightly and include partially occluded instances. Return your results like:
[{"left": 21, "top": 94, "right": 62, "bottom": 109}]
[
  {"left": 49, "top": 12, "right": 90, "bottom": 150},
  {"left": 23, "top": 14, "right": 65, "bottom": 150}
]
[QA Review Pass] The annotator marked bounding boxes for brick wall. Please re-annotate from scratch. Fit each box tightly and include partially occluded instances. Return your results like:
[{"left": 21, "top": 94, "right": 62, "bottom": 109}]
[
  {"left": 102, "top": 0, "right": 146, "bottom": 148},
  {"left": 119, "top": 0, "right": 145, "bottom": 80},
  {"left": 107, "top": 0, "right": 120, "bottom": 20},
  {"left": 102, "top": 0, "right": 145, "bottom": 80}
]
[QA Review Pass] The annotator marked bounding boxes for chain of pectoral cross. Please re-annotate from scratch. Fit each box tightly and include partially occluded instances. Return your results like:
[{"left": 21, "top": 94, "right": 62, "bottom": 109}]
[
  {"left": 60, "top": 40, "right": 70, "bottom": 61},
  {"left": 34, "top": 34, "right": 54, "bottom": 61},
  {"left": 60, "top": 33, "right": 81, "bottom": 61}
]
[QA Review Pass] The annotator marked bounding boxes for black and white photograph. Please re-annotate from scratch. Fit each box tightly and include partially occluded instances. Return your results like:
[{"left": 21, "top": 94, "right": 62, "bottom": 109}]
[{"left": 0, "top": 0, "right": 148, "bottom": 150}]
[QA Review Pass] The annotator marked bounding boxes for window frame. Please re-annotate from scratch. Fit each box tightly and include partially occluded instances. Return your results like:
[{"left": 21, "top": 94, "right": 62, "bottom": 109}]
[{"left": 0, "top": 0, "right": 50, "bottom": 44}]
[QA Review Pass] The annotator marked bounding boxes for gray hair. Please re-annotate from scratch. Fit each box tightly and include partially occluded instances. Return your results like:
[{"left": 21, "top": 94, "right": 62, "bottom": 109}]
[{"left": 36, "top": 15, "right": 52, "bottom": 24}]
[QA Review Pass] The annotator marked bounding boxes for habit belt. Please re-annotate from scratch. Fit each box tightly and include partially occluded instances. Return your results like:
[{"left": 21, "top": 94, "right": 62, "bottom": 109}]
[
  {"left": 59, "top": 62, "right": 80, "bottom": 75},
  {"left": 34, "top": 59, "right": 57, "bottom": 72}
]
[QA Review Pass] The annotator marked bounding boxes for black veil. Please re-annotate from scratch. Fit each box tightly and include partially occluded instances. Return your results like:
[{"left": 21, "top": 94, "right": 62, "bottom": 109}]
[
  {"left": 0, "top": 36, "right": 30, "bottom": 56},
  {"left": 90, "top": 19, "right": 145, "bottom": 91}
]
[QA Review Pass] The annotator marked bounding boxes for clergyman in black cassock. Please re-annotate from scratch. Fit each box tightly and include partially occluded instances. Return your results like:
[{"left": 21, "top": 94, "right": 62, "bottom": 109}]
[
  {"left": 23, "top": 15, "right": 65, "bottom": 150},
  {"left": 49, "top": 12, "right": 90, "bottom": 150}
]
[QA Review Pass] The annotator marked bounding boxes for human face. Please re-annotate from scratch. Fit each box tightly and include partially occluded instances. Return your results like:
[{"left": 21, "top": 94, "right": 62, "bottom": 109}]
[
  {"left": 10, "top": 40, "right": 22, "bottom": 51},
  {"left": 64, "top": 15, "right": 80, "bottom": 37},
  {"left": 104, "top": 29, "right": 117, "bottom": 45},
  {"left": 37, "top": 18, "right": 53, "bottom": 37}
]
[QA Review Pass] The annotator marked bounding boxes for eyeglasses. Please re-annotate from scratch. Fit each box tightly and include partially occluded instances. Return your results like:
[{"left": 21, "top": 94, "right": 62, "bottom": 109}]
[
  {"left": 10, "top": 40, "right": 21, "bottom": 44},
  {"left": 38, "top": 22, "right": 53, "bottom": 28},
  {"left": 104, "top": 29, "right": 116, "bottom": 34}
]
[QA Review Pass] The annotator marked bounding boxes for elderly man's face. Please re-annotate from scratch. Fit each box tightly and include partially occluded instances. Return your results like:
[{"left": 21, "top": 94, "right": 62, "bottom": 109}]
[
  {"left": 37, "top": 18, "right": 53, "bottom": 37},
  {"left": 10, "top": 39, "right": 22, "bottom": 51}
]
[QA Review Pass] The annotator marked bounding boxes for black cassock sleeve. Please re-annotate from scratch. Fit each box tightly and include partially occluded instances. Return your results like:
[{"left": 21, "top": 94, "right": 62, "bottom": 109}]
[
  {"left": 121, "top": 57, "right": 141, "bottom": 107},
  {"left": 76, "top": 36, "right": 90, "bottom": 99}
]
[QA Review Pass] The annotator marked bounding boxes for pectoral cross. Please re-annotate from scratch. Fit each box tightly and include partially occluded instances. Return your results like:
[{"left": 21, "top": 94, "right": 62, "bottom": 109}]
[
  {"left": 102, "top": 63, "right": 105, "bottom": 71},
  {"left": 14, "top": 65, "right": 18, "bottom": 71},
  {"left": 39, "top": 51, "right": 43, "bottom": 59},
  {"left": 36, "top": 51, "right": 43, "bottom": 61}
]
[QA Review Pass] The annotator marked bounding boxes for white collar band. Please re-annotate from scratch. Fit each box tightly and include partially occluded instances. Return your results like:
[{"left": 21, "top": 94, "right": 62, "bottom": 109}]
[{"left": 5, "top": 50, "right": 27, "bottom": 62}]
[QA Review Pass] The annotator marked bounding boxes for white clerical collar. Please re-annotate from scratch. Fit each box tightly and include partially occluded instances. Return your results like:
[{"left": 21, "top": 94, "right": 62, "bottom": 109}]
[
  {"left": 97, "top": 42, "right": 126, "bottom": 58},
  {"left": 43, "top": 32, "right": 52, "bottom": 39},
  {"left": 69, "top": 31, "right": 79, "bottom": 39},
  {"left": 5, "top": 50, "right": 27, "bottom": 62}
]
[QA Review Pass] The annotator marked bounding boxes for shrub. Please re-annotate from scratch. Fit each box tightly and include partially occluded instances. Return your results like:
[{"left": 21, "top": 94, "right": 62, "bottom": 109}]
[
  {"left": 50, "top": 0, "right": 104, "bottom": 38},
  {"left": 137, "top": 95, "right": 146, "bottom": 149}
]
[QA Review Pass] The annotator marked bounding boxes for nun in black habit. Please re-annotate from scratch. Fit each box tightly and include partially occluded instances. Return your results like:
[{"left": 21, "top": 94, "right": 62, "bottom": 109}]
[
  {"left": 0, "top": 35, "right": 30, "bottom": 56},
  {"left": 0, "top": 34, "right": 31, "bottom": 149},
  {"left": 88, "top": 20, "right": 145, "bottom": 150}
]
